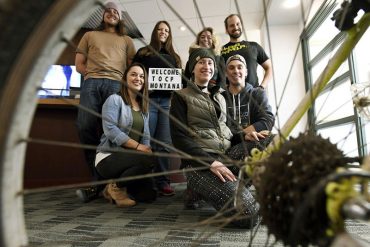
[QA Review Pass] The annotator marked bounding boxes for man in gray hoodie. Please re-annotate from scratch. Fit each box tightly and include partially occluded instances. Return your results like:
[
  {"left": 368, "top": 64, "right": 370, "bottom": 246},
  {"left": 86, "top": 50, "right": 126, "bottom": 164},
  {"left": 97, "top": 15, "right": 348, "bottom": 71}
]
[{"left": 222, "top": 54, "right": 275, "bottom": 160}]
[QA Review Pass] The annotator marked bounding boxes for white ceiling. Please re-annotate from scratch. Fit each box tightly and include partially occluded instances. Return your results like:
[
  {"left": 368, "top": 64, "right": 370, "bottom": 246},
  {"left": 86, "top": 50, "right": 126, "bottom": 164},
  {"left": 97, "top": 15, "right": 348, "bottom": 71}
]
[{"left": 112, "top": 0, "right": 317, "bottom": 64}]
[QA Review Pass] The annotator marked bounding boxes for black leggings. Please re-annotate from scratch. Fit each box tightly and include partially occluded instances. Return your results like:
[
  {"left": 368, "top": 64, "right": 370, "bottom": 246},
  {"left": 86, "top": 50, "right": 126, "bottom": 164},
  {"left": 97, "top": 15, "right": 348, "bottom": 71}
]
[
  {"left": 96, "top": 152, "right": 156, "bottom": 202},
  {"left": 185, "top": 144, "right": 267, "bottom": 228},
  {"left": 186, "top": 166, "right": 259, "bottom": 228}
]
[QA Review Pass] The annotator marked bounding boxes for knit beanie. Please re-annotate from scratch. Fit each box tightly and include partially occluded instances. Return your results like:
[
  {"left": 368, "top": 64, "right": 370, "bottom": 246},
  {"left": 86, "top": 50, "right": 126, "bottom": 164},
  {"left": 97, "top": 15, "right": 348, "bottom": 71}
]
[
  {"left": 104, "top": 2, "right": 121, "bottom": 20},
  {"left": 188, "top": 48, "right": 216, "bottom": 74},
  {"left": 225, "top": 54, "right": 246, "bottom": 67}
]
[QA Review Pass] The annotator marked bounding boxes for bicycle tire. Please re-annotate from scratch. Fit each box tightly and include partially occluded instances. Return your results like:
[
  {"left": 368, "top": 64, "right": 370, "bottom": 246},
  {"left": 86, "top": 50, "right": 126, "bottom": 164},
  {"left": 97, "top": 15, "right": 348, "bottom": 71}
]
[
  {"left": 0, "top": 1, "right": 99, "bottom": 246},
  {"left": 0, "top": 1, "right": 368, "bottom": 246}
]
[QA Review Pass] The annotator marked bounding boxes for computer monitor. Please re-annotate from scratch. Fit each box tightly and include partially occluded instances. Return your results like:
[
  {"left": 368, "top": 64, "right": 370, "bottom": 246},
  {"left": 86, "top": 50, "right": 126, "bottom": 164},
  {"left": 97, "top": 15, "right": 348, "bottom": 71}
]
[{"left": 38, "top": 65, "right": 82, "bottom": 98}]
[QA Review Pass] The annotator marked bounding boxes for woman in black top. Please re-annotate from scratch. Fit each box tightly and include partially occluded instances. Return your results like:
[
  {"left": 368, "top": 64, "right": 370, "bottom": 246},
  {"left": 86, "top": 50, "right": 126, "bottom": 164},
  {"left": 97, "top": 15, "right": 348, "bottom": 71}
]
[{"left": 133, "top": 21, "right": 182, "bottom": 196}]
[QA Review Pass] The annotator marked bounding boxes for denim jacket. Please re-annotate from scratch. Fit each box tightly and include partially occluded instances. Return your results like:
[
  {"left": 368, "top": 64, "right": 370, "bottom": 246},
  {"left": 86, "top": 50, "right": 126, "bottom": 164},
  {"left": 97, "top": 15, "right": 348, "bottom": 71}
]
[{"left": 97, "top": 94, "right": 150, "bottom": 154}]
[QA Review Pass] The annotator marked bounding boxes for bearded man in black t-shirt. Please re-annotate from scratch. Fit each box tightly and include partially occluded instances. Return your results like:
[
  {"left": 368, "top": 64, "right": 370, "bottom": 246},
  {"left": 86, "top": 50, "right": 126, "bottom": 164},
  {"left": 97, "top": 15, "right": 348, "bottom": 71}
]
[{"left": 221, "top": 14, "right": 272, "bottom": 89}]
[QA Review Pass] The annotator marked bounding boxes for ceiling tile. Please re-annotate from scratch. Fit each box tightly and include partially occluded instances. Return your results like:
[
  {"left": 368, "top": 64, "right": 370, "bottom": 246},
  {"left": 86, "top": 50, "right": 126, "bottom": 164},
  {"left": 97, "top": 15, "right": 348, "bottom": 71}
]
[
  {"left": 194, "top": 0, "right": 235, "bottom": 17},
  {"left": 121, "top": 0, "right": 164, "bottom": 24},
  {"left": 156, "top": 0, "right": 198, "bottom": 20},
  {"left": 106, "top": 0, "right": 313, "bottom": 68},
  {"left": 237, "top": 0, "right": 265, "bottom": 14}
]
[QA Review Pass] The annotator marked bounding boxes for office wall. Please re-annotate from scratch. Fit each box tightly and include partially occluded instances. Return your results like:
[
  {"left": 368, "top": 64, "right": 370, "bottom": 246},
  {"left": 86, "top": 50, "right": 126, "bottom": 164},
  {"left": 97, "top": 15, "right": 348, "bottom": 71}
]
[{"left": 261, "top": 23, "right": 307, "bottom": 137}]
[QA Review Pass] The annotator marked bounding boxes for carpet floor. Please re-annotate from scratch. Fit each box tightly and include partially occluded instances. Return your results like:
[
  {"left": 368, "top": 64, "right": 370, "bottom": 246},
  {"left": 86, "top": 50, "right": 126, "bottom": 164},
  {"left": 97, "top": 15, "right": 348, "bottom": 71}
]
[{"left": 24, "top": 183, "right": 370, "bottom": 247}]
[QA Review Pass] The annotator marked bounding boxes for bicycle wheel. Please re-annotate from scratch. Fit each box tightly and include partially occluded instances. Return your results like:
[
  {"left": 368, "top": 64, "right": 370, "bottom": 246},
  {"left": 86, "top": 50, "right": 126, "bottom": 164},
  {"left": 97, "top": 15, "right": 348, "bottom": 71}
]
[
  {"left": 0, "top": 1, "right": 100, "bottom": 246},
  {"left": 0, "top": 0, "right": 369, "bottom": 247}
]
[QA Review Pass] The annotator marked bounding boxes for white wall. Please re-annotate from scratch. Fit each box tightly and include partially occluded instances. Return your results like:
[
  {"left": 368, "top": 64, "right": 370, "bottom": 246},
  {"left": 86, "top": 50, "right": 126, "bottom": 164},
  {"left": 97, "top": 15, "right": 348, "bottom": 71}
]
[{"left": 260, "top": 24, "right": 307, "bottom": 137}]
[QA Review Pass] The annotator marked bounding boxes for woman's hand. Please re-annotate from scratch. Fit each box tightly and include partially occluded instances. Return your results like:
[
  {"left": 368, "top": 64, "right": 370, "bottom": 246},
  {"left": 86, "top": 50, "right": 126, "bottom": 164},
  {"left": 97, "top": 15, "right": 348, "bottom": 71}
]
[
  {"left": 210, "top": 161, "right": 237, "bottom": 182},
  {"left": 123, "top": 139, "right": 152, "bottom": 153},
  {"left": 137, "top": 144, "right": 152, "bottom": 153}
]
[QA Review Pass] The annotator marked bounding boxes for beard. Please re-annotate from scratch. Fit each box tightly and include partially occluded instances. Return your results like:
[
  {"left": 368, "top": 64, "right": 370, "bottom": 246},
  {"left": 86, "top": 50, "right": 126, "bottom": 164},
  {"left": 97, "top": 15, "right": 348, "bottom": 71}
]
[
  {"left": 105, "top": 22, "right": 118, "bottom": 28},
  {"left": 234, "top": 82, "right": 242, "bottom": 87},
  {"left": 229, "top": 29, "right": 242, "bottom": 39}
]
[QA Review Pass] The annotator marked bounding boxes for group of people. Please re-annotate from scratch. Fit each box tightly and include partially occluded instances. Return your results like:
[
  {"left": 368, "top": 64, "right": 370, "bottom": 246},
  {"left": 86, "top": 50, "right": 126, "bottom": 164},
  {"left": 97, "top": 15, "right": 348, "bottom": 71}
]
[{"left": 74, "top": 1, "right": 275, "bottom": 227}]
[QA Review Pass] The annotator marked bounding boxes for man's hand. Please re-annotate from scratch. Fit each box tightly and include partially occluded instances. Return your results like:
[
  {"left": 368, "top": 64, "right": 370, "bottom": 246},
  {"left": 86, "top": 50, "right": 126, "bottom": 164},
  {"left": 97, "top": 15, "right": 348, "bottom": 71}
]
[
  {"left": 244, "top": 130, "right": 270, "bottom": 141},
  {"left": 210, "top": 161, "right": 237, "bottom": 182},
  {"left": 243, "top": 125, "right": 270, "bottom": 141}
]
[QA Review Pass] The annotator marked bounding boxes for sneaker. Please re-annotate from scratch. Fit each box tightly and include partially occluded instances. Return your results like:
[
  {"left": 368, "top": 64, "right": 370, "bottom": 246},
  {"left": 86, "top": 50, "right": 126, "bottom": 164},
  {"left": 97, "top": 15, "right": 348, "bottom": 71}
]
[
  {"left": 158, "top": 184, "right": 175, "bottom": 196},
  {"left": 76, "top": 186, "right": 100, "bottom": 203}
]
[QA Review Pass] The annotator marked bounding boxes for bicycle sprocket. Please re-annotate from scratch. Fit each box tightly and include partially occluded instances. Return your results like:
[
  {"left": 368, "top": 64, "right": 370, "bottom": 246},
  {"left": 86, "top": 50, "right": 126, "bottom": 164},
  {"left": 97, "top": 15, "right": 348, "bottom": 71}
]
[{"left": 258, "top": 133, "right": 347, "bottom": 247}]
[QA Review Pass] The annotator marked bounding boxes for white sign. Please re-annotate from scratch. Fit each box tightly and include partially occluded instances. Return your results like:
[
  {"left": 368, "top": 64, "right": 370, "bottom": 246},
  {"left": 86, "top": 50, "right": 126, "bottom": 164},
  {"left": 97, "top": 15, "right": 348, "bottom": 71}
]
[{"left": 148, "top": 68, "right": 182, "bottom": 90}]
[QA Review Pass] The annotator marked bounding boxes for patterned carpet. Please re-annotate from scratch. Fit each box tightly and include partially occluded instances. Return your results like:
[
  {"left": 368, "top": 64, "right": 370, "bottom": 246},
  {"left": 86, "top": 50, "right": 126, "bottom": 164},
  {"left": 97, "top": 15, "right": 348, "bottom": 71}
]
[{"left": 24, "top": 183, "right": 370, "bottom": 247}]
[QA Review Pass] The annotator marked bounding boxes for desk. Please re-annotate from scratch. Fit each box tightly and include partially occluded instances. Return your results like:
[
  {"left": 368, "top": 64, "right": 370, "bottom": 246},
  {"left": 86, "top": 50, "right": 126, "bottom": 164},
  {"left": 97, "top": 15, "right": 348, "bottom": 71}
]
[
  {"left": 37, "top": 98, "right": 79, "bottom": 106},
  {"left": 24, "top": 98, "right": 184, "bottom": 188},
  {"left": 24, "top": 98, "right": 91, "bottom": 188}
]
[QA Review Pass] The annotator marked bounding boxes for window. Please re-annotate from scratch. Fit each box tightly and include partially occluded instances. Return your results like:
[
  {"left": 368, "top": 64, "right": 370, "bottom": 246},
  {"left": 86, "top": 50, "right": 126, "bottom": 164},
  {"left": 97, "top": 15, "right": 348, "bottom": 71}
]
[
  {"left": 352, "top": 28, "right": 370, "bottom": 84},
  {"left": 310, "top": 47, "right": 348, "bottom": 83},
  {"left": 315, "top": 79, "right": 354, "bottom": 124},
  {"left": 318, "top": 123, "right": 359, "bottom": 157},
  {"left": 301, "top": 0, "right": 368, "bottom": 156},
  {"left": 308, "top": 7, "right": 341, "bottom": 59}
]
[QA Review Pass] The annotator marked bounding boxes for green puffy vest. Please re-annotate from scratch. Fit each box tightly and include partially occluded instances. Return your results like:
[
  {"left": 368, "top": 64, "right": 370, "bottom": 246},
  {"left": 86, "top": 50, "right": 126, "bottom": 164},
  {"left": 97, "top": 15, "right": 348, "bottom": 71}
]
[{"left": 175, "top": 82, "right": 232, "bottom": 154}]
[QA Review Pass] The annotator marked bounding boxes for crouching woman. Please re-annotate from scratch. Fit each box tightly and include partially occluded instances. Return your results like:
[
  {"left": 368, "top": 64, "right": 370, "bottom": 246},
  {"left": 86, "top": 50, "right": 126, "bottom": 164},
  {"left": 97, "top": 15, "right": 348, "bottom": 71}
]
[{"left": 95, "top": 63, "right": 156, "bottom": 207}]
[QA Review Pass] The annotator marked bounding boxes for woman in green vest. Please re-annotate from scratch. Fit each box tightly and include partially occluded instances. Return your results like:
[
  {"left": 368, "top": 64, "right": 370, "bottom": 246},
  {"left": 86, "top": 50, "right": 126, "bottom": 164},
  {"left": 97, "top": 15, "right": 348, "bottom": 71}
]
[{"left": 170, "top": 48, "right": 259, "bottom": 228}]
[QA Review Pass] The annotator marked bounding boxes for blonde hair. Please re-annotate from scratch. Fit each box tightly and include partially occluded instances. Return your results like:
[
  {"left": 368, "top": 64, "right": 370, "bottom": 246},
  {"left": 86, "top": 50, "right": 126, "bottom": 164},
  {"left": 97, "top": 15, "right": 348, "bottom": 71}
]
[{"left": 195, "top": 27, "right": 220, "bottom": 55}]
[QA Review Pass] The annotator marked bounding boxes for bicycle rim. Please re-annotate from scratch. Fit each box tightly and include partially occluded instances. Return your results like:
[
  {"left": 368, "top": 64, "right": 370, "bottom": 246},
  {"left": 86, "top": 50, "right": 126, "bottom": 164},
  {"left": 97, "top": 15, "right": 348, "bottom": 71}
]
[{"left": 0, "top": 1, "right": 99, "bottom": 246}]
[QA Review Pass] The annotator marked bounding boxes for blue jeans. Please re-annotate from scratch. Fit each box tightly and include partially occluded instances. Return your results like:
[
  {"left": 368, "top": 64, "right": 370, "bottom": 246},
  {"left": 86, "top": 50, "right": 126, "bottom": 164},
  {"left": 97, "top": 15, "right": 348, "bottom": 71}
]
[
  {"left": 76, "top": 78, "right": 121, "bottom": 181},
  {"left": 149, "top": 96, "right": 172, "bottom": 188}
]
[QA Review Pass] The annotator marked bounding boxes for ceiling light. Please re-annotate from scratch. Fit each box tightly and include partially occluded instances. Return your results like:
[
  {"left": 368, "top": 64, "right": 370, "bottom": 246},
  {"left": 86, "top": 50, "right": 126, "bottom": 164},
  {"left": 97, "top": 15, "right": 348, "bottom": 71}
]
[
  {"left": 179, "top": 26, "right": 186, "bottom": 31},
  {"left": 282, "top": 0, "right": 300, "bottom": 9}
]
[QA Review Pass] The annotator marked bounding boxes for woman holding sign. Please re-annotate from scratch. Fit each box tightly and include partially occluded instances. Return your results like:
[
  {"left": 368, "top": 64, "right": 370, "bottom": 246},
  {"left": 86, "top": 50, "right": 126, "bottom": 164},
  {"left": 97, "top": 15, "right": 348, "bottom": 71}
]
[{"left": 133, "top": 20, "right": 182, "bottom": 196}]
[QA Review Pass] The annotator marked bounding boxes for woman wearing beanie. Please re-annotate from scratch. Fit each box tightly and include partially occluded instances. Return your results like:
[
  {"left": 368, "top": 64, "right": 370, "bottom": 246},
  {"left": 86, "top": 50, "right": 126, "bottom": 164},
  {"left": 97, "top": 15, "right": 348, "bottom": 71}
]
[
  {"left": 170, "top": 48, "right": 259, "bottom": 228},
  {"left": 133, "top": 21, "right": 182, "bottom": 196},
  {"left": 184, "top": 27, "right": 226, "bottom": 88}
]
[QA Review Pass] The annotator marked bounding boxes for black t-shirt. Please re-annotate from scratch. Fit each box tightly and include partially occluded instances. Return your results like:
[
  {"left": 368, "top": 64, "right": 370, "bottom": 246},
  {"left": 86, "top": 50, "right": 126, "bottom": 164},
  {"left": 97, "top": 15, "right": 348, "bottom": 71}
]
[{"left": 221, "top": 40, "right": 269, "bottom": 87}]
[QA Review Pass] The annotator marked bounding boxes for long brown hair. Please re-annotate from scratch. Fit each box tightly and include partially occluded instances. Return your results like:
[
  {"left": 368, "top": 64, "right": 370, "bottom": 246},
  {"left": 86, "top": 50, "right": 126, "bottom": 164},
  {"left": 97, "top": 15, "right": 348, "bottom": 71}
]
[
  {"left": 120, "top": 63, "right": 149, "bottom": 114},
  {"left": 138, "top": 20, "right": 182, "bottom": 68}
]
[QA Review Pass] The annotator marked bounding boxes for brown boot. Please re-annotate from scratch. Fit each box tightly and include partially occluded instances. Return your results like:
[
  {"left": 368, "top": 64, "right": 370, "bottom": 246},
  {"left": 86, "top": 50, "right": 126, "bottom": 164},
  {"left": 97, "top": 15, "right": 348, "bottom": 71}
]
[
  {"left": 105, "top": 183, "right": 136, "bottom": 207},
  {"left": 102, "top": 184, "right": 113, "bottom": 204}
]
